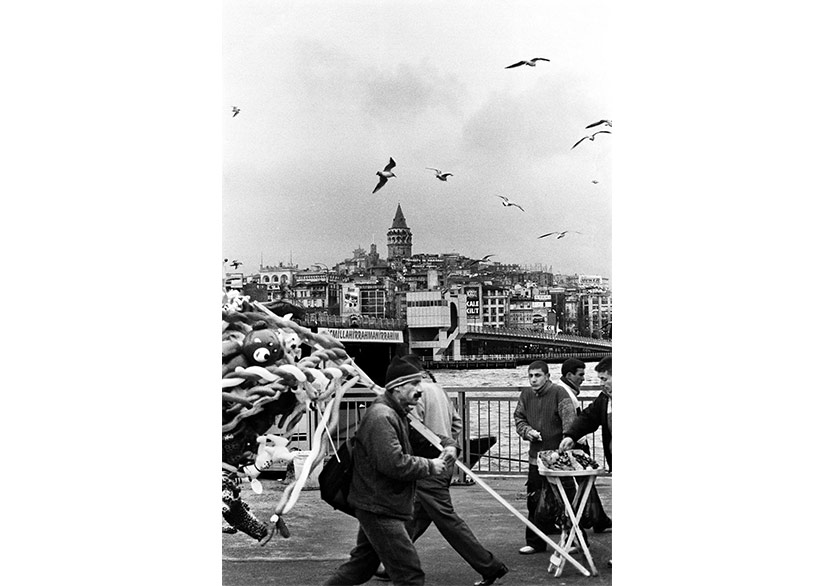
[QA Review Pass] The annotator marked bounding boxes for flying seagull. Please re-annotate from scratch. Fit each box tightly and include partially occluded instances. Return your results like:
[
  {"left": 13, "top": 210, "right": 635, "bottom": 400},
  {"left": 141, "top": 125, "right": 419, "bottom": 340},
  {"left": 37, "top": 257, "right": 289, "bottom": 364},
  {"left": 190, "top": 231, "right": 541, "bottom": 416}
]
[
  {"left": 467, "top": 254, "right": 496, "bottom": 268},
  {"left": 505, "top": 58, "right": 550, "bottom": 69},
  {"left": 586, "top": 119, "right": 612, "bottom": 129},
  {"left": 373, "top": 157, "right": 397, "bottom": 193},
  {"left": 572, "top": 130, "right": 611, "bottom": 150},
  {"left": 496, "top": 195, "right": 525, "bottom": 212},
  {"left": 538, "top": 230, "right": 582, "bottom": 240},
  {"left": 232, "top": 106, "right": 240, "bottom": 117},
  {"left": 592, "top": 180, "right": 599, "bottom": 184},
  {"left": 230, "top": 260, "right": 242, "bottom": 269},
  {"left": 426, "top": 167, "right": 453, "bottom": 181}
]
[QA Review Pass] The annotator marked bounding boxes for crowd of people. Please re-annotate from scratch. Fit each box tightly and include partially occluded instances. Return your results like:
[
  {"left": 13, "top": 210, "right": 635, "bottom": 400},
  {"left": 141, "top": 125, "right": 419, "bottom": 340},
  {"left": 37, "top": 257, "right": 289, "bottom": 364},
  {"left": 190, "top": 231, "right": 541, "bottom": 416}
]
[{"left": 323, "top": 353, "right": 613, "bottom": 586}]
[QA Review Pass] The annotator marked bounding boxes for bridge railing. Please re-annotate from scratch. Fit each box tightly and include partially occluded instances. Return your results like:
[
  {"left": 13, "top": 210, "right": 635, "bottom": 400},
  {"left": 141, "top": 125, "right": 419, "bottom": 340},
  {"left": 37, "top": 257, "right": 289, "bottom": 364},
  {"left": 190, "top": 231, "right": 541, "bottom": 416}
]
[
  {"left": 282, "top": 384, "right": 607, "bottom": 478},
  {"left": 464, "top": 324, "right": 612, "bottom": 346},
  {"left": 433, "top": 352, "right": 608, "bottom": 363}
]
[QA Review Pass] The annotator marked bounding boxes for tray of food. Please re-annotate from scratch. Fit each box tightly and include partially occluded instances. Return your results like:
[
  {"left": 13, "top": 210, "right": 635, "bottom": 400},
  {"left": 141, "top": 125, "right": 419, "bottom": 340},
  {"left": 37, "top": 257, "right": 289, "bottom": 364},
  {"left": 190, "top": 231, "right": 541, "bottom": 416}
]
[{"left": 537, "top": 449, "right": 607, "bottom": 477}]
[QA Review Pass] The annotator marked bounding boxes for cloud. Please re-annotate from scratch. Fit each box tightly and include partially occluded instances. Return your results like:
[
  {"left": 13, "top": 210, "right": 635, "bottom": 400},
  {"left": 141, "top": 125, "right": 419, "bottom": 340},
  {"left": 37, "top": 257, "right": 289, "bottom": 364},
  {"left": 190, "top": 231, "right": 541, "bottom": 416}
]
[{"left": 361, "top": 62, "right": 465, "bottom": 119}]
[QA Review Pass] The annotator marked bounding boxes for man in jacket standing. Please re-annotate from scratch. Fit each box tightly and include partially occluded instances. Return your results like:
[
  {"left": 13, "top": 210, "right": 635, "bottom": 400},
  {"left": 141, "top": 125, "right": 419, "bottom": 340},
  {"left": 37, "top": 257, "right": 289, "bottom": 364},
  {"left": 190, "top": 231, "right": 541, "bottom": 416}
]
[
  {"left": 560, "top": 356, "right": 612, "bottom": 471},
  {"left": 514, "top": 360, "right": 576, "bottom": 555},
  {"left": 324, "top": 356, "right": 456, "bottom": 586},
  {"left": 554, "top": 358, "right": 612, "bottom": 533}
]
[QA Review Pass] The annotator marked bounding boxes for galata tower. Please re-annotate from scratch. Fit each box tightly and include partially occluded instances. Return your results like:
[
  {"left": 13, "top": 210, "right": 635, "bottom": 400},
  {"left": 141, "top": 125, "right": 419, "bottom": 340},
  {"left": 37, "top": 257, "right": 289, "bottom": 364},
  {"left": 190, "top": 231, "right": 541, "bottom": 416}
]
[{"left": 386, "top": 203, "right": 412, "bottom": 260}]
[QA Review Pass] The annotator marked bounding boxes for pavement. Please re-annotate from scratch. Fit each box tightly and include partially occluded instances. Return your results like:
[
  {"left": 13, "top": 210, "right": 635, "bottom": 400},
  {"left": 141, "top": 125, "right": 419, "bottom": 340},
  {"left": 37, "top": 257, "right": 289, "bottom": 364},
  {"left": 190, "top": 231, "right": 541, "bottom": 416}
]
[{"left": 222, "top": 475, "right": 612, "bottom": 586}]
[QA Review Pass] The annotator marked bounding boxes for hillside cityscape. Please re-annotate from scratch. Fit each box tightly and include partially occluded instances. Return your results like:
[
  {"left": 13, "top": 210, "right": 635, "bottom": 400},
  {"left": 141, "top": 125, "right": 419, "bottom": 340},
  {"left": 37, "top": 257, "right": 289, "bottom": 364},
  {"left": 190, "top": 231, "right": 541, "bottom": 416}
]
[{"left": 224, "top": 204, "right": 612, "bottom": 340}]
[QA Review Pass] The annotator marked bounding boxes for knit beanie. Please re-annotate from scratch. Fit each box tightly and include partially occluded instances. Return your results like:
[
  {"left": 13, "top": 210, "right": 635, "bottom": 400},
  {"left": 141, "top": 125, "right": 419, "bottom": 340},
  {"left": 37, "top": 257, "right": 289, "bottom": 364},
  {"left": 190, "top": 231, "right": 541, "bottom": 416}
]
[
  {"left": 384, "top": 355, "right": 424, "bottom": 391},
  {"left": 561, "top": 357, "right": 585, "bottom": 376}
]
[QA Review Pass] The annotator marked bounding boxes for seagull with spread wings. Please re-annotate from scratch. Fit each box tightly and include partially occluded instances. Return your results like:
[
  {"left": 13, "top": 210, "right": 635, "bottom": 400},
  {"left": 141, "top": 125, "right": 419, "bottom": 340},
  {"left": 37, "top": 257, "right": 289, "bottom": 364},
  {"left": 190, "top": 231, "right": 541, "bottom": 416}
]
[
  {"left": 572, "top": 130, "right": 611, "bottom": 150},
  {"left": 505, "top": 57, "right": 550, "bottom": 69},
  {"left": 230, "top": 260, "right": 242, "bottom": 269},
  {"left": 586, "top": 119, "right": 611, "bottom": 129},
  {"left": 467, "top": 254, "right": 495, "bottom": 268},
  {"left": 232, "top": 106, "right": 240, "bottom": 118},
  {"left": 538, "top": 230, "right": 582, "bottom": 240},
  {"left": 496, "top": 195, "right": 525, "bottom": 212},
  {"left": 373, "top": 158, "right": 397, "bottom": 194},
  {"left": 426, "top": 167, "right": 453, "bottom": 182}
]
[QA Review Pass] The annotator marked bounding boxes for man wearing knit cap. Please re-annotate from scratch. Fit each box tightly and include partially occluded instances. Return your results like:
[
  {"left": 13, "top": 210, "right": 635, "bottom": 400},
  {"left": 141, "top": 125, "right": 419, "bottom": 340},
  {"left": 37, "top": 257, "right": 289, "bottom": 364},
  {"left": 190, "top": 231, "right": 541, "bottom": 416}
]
[
  {"left": 513, "top": 360, "right": 577, "bottom": 555},
  {"left": 377, "top": 355, "right": 509, "bottom": 586},
  {"left": 324, "top": 355, "right": 457, "bottom": 586},
  {"left": 554, "top": 358, "right": 612, "bottom": 533}
]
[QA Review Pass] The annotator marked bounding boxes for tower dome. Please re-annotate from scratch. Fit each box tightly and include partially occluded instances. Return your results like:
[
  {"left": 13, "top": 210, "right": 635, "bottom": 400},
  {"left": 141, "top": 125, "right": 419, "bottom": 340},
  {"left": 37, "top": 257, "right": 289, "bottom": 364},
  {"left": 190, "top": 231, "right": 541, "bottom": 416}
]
[{"left": 387, "top": 203, "right": 412, "bottom": 260}]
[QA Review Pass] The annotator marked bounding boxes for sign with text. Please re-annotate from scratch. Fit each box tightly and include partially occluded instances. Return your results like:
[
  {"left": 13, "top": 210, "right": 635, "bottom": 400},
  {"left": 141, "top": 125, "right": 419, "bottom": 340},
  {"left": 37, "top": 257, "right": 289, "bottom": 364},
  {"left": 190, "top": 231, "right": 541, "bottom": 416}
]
[
  {"left": 464, "top": 286, "right": 481, "bottom": 321},
  {"left": 319, "top": 328, "right": 404, "bottom": 344}
]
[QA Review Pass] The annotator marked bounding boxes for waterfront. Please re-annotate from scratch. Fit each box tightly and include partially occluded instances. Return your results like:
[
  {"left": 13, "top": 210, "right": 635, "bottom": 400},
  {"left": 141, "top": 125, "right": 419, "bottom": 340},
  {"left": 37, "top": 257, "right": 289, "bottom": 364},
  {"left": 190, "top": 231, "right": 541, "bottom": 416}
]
[{"left": 432, "top": 362, "right": 603, "bottom": 388}]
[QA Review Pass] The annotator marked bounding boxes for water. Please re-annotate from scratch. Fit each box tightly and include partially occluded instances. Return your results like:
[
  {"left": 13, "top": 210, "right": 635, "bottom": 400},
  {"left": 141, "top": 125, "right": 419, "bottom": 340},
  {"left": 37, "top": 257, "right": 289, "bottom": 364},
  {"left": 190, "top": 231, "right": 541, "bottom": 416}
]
[{"left": 432, "top": 362, "right": 603, "bottom": 389}]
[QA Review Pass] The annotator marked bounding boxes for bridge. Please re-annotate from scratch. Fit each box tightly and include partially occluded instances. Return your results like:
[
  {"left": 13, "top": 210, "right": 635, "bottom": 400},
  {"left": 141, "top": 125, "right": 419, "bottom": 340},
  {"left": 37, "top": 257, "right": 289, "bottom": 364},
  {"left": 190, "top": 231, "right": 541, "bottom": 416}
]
[{"left": 300, "top": 312, "right": 610, "bottom": 368}]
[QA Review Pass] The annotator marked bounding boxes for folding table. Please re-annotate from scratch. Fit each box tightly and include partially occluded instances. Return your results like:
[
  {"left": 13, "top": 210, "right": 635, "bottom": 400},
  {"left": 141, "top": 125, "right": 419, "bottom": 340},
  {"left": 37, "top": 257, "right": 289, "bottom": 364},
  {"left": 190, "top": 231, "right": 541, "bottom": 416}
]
[{"left": 538, "top": 461, "right": 608, "bottom": 577}]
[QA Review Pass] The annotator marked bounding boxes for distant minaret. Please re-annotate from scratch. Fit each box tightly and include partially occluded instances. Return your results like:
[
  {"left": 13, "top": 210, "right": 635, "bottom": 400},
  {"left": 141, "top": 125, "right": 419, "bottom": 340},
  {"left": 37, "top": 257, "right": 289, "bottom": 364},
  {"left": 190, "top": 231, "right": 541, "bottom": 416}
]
[{"left": 387, "top": 203, "right": 413, "bottom": 260}]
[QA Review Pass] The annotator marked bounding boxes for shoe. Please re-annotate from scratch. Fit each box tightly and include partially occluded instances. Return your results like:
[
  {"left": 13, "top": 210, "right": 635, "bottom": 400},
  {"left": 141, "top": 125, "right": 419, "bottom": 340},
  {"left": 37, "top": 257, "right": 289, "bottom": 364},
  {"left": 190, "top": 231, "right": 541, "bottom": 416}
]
[
  {"left": 594, "top": 518, "right": 612, "bottom": 533},
  {"left": 518, "top": 545, "right": 545, "bottom": 555},
  {"left": 473, "top": 563, "right": 509, "bottom": 586}
]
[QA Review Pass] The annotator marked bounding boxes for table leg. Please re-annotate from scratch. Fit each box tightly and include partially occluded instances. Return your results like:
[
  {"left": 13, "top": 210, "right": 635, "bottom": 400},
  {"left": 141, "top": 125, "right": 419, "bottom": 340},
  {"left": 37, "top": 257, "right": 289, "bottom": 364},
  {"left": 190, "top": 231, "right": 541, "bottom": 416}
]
[{"left": 553, "top": 478, "right": 598, "bottom": 577}]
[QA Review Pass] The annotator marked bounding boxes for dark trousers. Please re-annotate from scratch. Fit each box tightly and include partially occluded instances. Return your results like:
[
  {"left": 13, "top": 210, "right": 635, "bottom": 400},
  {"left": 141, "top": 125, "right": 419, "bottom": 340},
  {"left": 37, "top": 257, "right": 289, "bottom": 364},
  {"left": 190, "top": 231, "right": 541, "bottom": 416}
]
[
  {"left": 407, "top": 470, "right": 504, "bottom": 579},
  {"left": 324, "top": 508, "right": 424, "bottom": 586},
  {"left": 524, "top": 464, "right": 576, "bottom": 550}
]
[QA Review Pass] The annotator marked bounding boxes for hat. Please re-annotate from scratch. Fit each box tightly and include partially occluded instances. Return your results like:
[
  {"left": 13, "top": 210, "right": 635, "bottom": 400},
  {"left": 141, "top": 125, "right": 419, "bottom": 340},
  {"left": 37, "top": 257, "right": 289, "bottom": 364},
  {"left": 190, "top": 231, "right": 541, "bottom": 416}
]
[
  {"left": 561, "top": 357, "right": 586, "bottom": 376},
  {"left": 384, "top": 355, "right": 424, "bottom": 391}
]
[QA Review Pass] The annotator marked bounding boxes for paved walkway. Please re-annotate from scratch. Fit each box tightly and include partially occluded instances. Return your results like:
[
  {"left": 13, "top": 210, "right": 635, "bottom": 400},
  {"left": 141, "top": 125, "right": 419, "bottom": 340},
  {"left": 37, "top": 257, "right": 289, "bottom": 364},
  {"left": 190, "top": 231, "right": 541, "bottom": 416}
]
[{"left": 223, "top": 475, "right": 612, "bottom": 585}]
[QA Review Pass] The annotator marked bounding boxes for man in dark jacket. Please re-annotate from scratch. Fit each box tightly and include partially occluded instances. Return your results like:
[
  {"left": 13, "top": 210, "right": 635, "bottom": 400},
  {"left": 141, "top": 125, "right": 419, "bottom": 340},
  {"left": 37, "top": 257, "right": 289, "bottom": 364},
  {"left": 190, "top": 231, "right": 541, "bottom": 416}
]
[
  {"left": 324, "top": 356, "right": 456, "bottom": 586},
  {"left": 555, "top": 358, "right": 612, "bottom": 533},
  {"left": 560, "top": 356, "right": 612, "bottom": 470}
]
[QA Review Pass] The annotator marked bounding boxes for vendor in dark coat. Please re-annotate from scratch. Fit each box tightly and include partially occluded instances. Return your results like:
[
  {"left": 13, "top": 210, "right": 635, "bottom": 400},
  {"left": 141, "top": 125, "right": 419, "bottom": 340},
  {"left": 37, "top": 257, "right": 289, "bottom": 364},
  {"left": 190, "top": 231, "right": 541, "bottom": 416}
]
[
  {"left": 324, "top": 356, "right": 456, "bottom": 586},
  {"left": 560, "top": 356, "right": 612, "bottom": 470}
]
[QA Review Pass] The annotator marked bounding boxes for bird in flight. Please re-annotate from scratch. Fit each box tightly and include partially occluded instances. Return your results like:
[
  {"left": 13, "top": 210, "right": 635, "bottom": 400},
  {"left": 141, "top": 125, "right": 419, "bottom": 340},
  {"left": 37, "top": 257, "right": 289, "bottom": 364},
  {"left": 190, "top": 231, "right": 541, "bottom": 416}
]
[
  {"left": 467, "top": 254, "right": 495, "bottom": 267},
  {"left": 373, "top": 157, "right": 397, "bottom": 193},
  {"left": 538, "top": 230, "right": 582, "bottom": 240},
  {"left": 572, "top": 130, "right": 611, "bottom": 150},
  {"left": 426, "top": 168, "right": 453, "bottom": 182},
  {"left": 505, "top": 58, "right": 550, "bottom": 69},
  {"left": 496, "top": 195, "right": 525, "bottom": 212},
  {"left": 586, "top": 119, "right": 612, "bottom": 129},
  {"left": 591, "top": 180, "right": 599, "bottom": 184},
  {"left": 230, "top": 260, "right": 242, "bottom": 269},
  {"left": 232, "top": 106, "right": 241, "bottom": 118}
]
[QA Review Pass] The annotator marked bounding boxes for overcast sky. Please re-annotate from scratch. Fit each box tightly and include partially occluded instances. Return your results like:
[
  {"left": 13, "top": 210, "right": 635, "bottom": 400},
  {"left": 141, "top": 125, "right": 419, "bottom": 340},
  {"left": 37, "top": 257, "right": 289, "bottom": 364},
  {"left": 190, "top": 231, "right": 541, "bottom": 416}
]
[{"left": 223, "top": 0, "right": 612, "bottom": 277}]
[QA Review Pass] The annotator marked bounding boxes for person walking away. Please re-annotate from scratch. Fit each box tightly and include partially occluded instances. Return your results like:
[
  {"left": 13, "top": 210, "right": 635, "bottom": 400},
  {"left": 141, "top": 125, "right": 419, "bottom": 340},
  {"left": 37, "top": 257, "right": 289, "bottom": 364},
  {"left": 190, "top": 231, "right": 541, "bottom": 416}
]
[
  {"left": 324, "top": 356, "right": 456, "bottom": 586},
  {"left": 554, "top": 358, "right": 612, "bottom": 533},
  {"left": 513, "top": 361, "right": 577, "bottom": 555}
]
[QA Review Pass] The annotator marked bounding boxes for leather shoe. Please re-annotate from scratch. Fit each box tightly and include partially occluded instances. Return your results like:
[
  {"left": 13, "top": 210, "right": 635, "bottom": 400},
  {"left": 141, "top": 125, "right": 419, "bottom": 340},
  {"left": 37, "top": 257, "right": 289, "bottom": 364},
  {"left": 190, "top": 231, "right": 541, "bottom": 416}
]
[
  {"left": 594, "top": 518, "right": 612, "bottom": 533},
  {"left": 518, "top": 545, "right": 545, "bottom": 555},
  {"left": 474, "top": 563, "right": 509, "bottom": 586}
]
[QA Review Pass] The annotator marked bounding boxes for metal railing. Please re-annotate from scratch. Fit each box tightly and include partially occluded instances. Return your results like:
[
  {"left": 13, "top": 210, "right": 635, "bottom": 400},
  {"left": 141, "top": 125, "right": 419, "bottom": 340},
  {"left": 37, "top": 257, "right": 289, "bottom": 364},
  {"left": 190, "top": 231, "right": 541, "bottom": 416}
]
[
  {"left": 284, "top": 385, "right": 606, "bottom": 477},
  {"left": 433, "top": 352, "right": 608, "bottom": 363}
]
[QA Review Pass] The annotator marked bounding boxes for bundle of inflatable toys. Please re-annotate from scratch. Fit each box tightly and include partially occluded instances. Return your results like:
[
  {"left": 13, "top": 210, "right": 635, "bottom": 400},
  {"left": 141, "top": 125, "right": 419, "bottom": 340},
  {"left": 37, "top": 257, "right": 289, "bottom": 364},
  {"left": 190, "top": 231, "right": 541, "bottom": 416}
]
[{"left": 221, "top": 290, "right": 382, "bottom": 545}]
